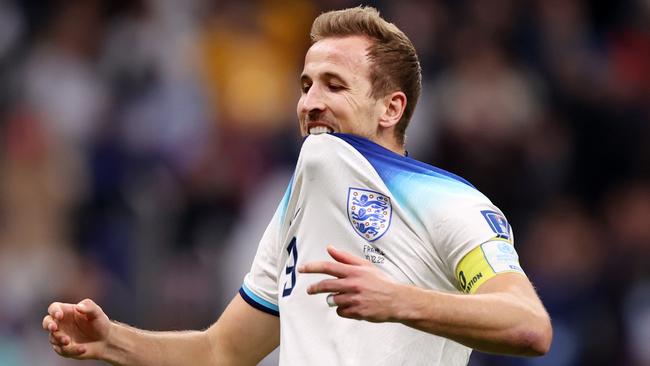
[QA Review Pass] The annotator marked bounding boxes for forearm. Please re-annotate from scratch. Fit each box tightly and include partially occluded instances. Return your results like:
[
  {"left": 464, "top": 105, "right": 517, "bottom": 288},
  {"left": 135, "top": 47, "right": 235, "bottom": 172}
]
[
  {"left": 392, "top": 277, "right": 551, "bottom": 356},
  {"left": 102, "top": 295, "right": 279, "bottom": 366},
  {"left": 103, "top": 322, "right": 216, "bottom": 366}
]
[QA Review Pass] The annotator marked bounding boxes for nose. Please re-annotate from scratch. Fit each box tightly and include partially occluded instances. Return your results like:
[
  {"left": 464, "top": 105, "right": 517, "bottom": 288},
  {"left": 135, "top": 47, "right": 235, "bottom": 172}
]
[{"left": 299, "top": 85, "right": 326, "bottom": 115}]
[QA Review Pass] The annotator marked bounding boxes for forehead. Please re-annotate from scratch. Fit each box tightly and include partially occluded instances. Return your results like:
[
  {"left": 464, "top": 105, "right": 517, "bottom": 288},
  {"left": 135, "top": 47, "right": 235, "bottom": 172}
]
[{"left": 303, "top": 36, "right": 373, "bottom": 79}]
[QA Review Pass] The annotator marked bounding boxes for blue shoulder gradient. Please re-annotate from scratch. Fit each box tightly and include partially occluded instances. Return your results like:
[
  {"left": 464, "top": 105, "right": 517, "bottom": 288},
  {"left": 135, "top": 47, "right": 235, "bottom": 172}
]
[
  {"left": 332, "top": 133, "right": 483, "bottom": 218},
  {"left": 239, "top": 283, "right": 280, "bottom": 317},
  {"left": 333, "top": 133, "right": 474, "bottom": 187}
]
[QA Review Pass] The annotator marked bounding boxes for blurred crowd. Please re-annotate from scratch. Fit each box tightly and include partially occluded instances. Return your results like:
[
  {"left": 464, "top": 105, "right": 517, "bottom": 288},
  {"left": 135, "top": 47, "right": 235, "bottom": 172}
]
[{"left": 0, "top": 0, "right": 648, "bottom": 365}]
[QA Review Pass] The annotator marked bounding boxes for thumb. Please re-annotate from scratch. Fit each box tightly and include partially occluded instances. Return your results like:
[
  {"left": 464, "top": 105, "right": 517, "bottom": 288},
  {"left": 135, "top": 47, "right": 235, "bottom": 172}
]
[
  {"left": 75, "top": 299, "right": 103, "bottom": 319},
  {"left": 327, "top": 245, "right": 369, "bottom": 266}
]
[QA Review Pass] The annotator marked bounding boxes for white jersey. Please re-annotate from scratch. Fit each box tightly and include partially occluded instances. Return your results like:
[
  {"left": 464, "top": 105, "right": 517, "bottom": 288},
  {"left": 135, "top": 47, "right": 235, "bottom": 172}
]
[{"left": 241, "top": 133, "right": 520, "bottom": 366}]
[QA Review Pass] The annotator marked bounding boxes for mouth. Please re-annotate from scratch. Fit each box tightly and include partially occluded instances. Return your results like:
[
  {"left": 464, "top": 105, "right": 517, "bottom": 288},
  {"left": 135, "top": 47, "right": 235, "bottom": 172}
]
[{"left": 308, "top": 125, "right": 334, "bottom": 135}]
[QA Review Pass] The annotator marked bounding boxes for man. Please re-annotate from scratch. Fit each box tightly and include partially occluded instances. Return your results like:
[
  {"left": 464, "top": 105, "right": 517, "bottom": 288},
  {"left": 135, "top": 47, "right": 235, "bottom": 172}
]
[{"left": 43, "top": 7, "right": 552, "bottom": 365}]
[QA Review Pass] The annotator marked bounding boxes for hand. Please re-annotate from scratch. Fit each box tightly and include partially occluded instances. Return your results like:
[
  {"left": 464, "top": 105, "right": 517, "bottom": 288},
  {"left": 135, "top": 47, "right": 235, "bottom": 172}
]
[
  {"left": 42, "top": 299, "right": 112, "bottom": 360},
  {"left": 298, "top": 245, "right": 401, "bottom": 322}
]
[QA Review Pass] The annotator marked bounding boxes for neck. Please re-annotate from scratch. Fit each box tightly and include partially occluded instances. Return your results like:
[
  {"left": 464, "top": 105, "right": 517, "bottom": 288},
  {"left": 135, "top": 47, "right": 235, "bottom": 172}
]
[{"left": 374, "top": 133, "right": 406, "bottom": 156}]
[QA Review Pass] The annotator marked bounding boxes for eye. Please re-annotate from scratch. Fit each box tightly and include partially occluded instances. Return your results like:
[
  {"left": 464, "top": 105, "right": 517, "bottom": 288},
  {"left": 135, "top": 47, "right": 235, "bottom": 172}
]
[
  {"left": 301, "top": 83, "right": 311, "bottom": 93},
  {"left": 328, "top": 84, "right": 344, "bottom": 92}
]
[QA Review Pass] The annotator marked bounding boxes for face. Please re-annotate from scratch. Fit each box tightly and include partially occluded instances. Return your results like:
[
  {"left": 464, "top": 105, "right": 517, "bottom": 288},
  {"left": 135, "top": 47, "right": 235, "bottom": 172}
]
[{"left": 297, "top": 36, "right": 385, "bottom": 139}]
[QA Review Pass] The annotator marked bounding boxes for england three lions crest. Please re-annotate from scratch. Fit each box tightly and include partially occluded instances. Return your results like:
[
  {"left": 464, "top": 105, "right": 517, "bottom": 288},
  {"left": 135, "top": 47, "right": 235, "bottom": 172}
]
[{"left": 347, "top": 188, "right": 392, "bottom": 242}]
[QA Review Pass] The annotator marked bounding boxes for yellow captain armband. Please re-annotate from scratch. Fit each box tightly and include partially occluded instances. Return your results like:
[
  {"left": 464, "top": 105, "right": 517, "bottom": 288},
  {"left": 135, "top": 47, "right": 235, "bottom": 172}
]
[{"left": 455, "top": 238, "right": 526, "bottom": 294}]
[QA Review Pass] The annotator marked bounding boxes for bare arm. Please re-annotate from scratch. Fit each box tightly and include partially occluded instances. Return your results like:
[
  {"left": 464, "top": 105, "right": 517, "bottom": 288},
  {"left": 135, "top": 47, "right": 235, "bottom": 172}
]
[
  {"left": 300, "top": 246, "right": 552, "bottom": 356},
  {"left": 392, "top": 273, "right": 551, "bottom": 356},
  {"left": 43, "top": 294, "right": 279, "bottom": 366}
]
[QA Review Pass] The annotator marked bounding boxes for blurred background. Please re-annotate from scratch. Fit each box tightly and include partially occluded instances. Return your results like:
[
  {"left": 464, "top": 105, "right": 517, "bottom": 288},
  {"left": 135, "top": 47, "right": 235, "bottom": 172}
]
[{"left": 0, "top": 0, "right": 648, "bottom": 365}]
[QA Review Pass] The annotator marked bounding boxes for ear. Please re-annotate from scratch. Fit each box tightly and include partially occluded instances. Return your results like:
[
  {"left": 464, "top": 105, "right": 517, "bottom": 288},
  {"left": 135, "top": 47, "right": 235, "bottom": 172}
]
[{"left": 378, "top": 91, "right": 407, "bottom": 129}]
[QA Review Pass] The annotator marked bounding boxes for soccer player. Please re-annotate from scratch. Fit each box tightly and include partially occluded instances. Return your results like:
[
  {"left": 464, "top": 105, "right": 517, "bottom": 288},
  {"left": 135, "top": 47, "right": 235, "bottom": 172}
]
[{"left": 43, "top": 7, "right": 552, "bottom": 365}]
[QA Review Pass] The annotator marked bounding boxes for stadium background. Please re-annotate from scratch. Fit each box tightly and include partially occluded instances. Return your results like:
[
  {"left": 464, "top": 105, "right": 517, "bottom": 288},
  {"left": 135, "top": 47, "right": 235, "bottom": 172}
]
[{"left": 0, "top": 0, "right": 648, "bottom": 365}]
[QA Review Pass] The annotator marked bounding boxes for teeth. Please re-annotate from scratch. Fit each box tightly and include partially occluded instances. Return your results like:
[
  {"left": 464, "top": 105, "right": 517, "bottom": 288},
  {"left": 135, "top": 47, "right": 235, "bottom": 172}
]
[{"left": 309, "top": 126, "right": 333, "bottom": 135}]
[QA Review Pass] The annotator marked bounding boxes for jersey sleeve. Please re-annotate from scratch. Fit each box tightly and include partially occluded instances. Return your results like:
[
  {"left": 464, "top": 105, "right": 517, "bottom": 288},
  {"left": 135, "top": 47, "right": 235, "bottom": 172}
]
[
  {"left": 434, "top": 197, "right": 526, "bottom": 293},
  {"left": 240, "top": 181, "right": 293, "bottom": 316}
]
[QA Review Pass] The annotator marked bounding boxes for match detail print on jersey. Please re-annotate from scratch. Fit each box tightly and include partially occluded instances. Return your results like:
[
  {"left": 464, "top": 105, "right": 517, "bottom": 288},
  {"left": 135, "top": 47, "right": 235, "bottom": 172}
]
[
  {"left": 347, "top": 187, "right": 392, "bottom": 242},
  {"left": 455, "top": 240, "right": 526, "bottom": 294}
]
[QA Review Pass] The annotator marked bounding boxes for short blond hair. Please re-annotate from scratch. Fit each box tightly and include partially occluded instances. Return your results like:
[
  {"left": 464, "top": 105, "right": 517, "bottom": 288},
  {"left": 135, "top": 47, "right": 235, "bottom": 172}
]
[{"left": 310, "top": 6, "right": 422, "bottom": 145}]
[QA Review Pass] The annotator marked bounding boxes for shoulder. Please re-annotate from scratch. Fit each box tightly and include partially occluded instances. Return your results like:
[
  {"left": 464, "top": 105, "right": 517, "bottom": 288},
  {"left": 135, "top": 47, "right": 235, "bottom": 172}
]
[
  {"left": 298, "top": 133, "right": 490, "bottom": 204},
  {"left": 331, "top": 134, "right": 483, "bottom": 201},
  {"left": 335, "top": 134, "right": 475, "bottom": 188}
]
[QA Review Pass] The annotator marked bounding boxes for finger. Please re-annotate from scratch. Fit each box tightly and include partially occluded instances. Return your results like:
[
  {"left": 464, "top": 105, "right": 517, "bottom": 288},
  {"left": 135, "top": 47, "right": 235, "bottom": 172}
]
[
  {"left": 337, "top": 305, "right": 362, "bottom": 320},
  {"left": 49, "top": 331, "right": 71, "bottom": 346},
  {"left": 52, "top": 344, "right": 63, "bottom": 355},
  {"left": 42, "top": 315, "right": 57, "bottom": 332},
  {"left": 47, "top": 302, "right": 65, "bottom": 320},
  {"left": 49, "top": 332, "right": 58, "bottom": 346},
  {"left": 321, "top": 293, "right": 354, "bottom": 308},
  {"left": 49, "top": 332, "right": 65, "bottom": 347},
  {"left": 327, "top": 245, "right": 370, "bottom": 266},
  {"left": 331, "top": 293, "right": 356, "bottom": 310},
  {"left": 307, "top": 278, "right": 346, "bottom": 295},
  {"left": 75, "top": 298, "right": 101, "bottom": 319},
  {"left": 332, "top": 293, "right": 363, "bottom": 319},
  {"left": 58, "top": 342, "right": 87, "bottom": 358},
  {"left": 51, "top": 331, "right": 71, "bottom": 346},
  {"left": 298, "top": 260, "right": 349, "bottom": 278}
]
